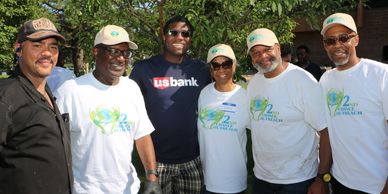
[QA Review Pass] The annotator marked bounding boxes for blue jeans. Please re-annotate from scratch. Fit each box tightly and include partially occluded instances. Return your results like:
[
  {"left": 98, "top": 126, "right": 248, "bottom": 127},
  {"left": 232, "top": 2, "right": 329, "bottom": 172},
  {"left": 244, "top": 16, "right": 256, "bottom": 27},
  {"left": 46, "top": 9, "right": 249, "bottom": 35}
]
[{"left": 252, "top": 177, "right": 314, "bottom": 194}]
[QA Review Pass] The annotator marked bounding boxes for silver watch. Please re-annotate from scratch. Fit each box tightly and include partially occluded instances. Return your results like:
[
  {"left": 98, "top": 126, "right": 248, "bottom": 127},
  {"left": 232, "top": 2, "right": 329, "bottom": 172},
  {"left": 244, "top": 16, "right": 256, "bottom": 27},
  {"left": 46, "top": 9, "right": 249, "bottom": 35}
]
[{"left": 146, "top": 169, "right": 158, "bottom": 177}]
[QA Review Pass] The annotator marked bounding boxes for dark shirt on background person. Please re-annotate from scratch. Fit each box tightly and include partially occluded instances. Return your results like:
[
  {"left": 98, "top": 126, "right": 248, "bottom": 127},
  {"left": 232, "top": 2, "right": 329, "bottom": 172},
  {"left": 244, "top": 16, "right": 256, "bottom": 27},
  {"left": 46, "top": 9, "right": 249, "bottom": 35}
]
[{"left": 296, "top": 45, "right": 323, "bottom": 81}]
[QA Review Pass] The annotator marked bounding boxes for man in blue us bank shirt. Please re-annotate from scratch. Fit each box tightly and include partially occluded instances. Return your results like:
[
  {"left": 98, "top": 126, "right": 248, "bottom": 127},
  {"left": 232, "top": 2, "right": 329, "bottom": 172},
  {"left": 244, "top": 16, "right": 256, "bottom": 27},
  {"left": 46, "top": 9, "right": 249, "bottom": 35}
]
[{"left": 130, "top": 15, "right": 211, "bottom": 194}]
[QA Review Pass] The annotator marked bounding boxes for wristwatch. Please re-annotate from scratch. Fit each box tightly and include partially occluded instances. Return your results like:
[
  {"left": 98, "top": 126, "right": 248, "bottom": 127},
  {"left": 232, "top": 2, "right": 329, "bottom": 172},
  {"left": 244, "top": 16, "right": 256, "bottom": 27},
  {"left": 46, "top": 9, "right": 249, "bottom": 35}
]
[
  {"left": 146, "top": 169, "right": 159, "bottom": 177},
  {"left": 317, "top": 173, "right": 331, "bottom": 183}
]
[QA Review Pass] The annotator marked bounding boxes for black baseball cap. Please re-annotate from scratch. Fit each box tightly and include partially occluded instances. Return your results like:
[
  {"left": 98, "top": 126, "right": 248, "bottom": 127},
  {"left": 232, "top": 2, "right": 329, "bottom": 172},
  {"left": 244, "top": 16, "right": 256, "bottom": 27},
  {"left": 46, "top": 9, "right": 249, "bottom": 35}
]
[{"left": 17, "top": 17, "right": 65, "bottom": 43}]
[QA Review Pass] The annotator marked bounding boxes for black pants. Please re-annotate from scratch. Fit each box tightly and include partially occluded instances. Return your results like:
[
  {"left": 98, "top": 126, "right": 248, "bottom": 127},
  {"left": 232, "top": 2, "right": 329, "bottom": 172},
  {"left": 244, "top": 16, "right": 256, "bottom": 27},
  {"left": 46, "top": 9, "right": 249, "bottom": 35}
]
[
  {"left": 331, "top": 177, "right": 368, "bottom": 194},
  {"left": 251, "top": 177, "right": 314, "bottom": 194}
]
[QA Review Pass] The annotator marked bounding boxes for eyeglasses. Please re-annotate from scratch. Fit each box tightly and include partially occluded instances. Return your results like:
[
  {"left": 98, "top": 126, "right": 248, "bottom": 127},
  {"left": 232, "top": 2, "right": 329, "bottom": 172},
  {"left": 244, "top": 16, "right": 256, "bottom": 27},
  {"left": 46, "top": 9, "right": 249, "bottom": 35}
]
[
  {"left": 210, "top": 59, "right": 233, "bottom": 71},
  {"left": 101, "top": 47, "right": 133, "bottom": 58},
  {"left": 166, "top": 30, "right": 191, "bottom": 38},
  {"left": 323, "top": 34, "right": 356, "bottom": 46}
]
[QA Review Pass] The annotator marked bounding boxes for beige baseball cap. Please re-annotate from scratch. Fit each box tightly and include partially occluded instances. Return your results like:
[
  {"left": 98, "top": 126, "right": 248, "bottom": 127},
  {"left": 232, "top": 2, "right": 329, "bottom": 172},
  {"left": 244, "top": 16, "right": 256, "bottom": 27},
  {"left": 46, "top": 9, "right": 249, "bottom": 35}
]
[
  {"left": 246, "top": 28, "right": 279, "bottom": 54},
  {"left": 17, "top": 17, "right": 65, "bottom": 43},
  {"left": 321, "top": 13, "right": 357, "bottom": 35},
  {"left": 94, "top": 25, "right": 138, "bottom": 49},
  {"left": 207, "top": 44, "right": 236, "bottom": 64}
]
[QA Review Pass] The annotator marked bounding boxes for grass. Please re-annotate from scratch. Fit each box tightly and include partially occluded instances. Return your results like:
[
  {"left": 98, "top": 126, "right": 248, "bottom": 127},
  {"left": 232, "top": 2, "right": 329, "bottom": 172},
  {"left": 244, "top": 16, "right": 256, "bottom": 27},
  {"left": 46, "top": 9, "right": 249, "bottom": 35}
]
[
  {"left": 0, "top": 74, "right": 9, "bottom": 79},
  {"left": 133, "top": 130, "right": 254, "bottom": 193}
]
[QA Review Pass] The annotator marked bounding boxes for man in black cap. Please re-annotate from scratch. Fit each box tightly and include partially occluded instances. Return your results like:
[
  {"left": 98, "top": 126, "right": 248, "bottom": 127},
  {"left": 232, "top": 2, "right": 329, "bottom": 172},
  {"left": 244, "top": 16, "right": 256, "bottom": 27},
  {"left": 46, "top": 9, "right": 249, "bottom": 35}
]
[{"left": 0, "top": 17, "right": 73, "bottom": 194}]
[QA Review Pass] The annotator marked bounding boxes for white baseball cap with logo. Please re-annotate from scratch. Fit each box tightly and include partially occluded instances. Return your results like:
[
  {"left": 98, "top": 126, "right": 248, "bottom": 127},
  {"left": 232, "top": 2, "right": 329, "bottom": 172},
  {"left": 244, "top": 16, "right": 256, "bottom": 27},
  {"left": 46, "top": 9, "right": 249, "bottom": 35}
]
[
  {"left": 321, "top": 13, "right": 357, "bottom": 35},
  {"left": 94, "top": 25, "right": 138, "bottom": 49},
  {"left": 207, "top": 44, "right": 236, "bottom": 64},
  {"left": 246, "top": 28, "right": 279, "bottom": 54}
]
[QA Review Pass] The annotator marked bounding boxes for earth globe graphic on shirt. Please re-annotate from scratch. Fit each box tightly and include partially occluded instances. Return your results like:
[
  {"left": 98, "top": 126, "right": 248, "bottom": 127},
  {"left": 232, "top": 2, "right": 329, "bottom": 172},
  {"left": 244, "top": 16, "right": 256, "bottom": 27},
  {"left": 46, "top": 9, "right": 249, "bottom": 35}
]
[
  {"left": 250, "top": 96, "right": 268, "bottom": 121},
  {"left": 326, "top": 89, "right": 344, "bottom": 116},
  {"left": 198, "top": 107, "right": 225, "bottom": 129},
  {"left": 90, "top": 106, "right": 121, "bottom": 134}
]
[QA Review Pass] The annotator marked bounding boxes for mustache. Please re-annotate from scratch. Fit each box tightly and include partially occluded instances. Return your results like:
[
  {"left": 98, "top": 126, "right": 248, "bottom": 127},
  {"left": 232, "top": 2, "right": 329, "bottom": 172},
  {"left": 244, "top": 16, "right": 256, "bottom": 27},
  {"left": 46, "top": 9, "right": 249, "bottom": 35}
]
[{"left": 37, "top": 57, "right": 54, "bottom": 64}]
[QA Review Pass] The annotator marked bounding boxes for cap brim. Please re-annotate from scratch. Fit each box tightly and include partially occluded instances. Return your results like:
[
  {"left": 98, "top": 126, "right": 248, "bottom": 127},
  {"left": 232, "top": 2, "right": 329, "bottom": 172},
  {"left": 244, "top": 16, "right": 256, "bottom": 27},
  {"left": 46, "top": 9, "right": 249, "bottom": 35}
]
[
  {"left": 26, "top": 31, "right": 65, "bottom": 42},
  {"left": 321, "top": 23, "right": 357, "bottom": 35},
  {"left": 128, "top": 41, "right": 138, "bottom": 50},
  {"left": 247, "top": 42, "right": 277, "bottom": 54},
  {"left": 97, "top": 40, "right": 138, "bottom": 50}
]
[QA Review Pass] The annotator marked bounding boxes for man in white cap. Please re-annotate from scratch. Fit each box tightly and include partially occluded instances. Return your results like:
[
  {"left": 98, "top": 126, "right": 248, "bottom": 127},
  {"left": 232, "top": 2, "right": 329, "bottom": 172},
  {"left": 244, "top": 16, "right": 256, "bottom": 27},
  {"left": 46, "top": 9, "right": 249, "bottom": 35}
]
[
  {"left": 246, "top": 28, "right": 331, "bottom": 194},
  {"left": 55, "top": 25, "right": 162, "bottom": 194},
  {"left": 319, "top": 12, "right": 388, "bottom": 194},
  {"left": 0, "top": 17, "right": 72, "bottom": 194}
]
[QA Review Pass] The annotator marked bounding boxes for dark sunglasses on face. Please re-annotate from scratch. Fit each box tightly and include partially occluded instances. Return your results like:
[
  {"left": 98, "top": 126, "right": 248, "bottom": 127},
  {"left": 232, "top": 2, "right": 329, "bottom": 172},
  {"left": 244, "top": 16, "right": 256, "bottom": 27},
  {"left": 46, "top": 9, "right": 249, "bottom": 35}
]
[
  {"left": 101, "top": 46, "right": 133, "bottom": 58},
  {"left": 166, "top": 30, "right": 191, "bottom": 38},
  {"left": 210, "top": 59, "right": 233, "bottom": 71},
  {"left": 323, "top": 34, "right": 356, "bottom": 46}
]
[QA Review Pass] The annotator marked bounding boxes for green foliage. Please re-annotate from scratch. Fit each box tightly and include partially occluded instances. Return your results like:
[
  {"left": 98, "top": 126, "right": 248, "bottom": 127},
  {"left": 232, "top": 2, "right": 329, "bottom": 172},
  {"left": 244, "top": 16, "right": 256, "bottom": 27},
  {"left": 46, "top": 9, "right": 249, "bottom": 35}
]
[
  {"left": 0, "top": 0, "right": 360, "bottom": 76},
  {"left": 0, "top": 0, "right": 50, "bottom": 71}
]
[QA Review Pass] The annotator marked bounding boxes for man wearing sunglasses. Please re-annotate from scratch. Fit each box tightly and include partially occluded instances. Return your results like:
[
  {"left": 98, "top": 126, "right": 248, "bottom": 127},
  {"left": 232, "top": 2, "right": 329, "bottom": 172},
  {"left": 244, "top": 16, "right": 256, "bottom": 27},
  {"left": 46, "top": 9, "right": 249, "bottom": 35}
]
[
  {"left": 246, "top": 28, "right": 331, "bottom": 194},
  {"left": 130, "top": 16, "right": 212, "bottom": 194},
  {"left": 319, "top": 13, "right": 388, "bottom": 194},
  {"left": 55, "top": 25, "right": 161, "bottom": 194}
]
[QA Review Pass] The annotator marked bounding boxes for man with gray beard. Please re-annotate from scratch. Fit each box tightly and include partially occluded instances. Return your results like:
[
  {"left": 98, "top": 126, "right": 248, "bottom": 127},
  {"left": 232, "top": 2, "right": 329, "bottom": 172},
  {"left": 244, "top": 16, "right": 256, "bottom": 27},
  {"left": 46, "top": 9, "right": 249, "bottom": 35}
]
[
  {"left": 319, "top": 13, "right": 388, "bottom": 194},
  {"left": 246, "top": 28, "right": 332, "bottom": 194}
]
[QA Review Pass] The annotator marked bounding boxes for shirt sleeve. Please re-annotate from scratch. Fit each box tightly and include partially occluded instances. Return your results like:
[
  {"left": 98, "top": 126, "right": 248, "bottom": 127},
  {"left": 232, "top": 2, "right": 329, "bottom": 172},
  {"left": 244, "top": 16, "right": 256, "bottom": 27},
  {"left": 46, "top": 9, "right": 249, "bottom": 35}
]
[
  {"left": 301, "top": 75, "right": 327, "bottom": 132},
  {"left": 382, "top": 70, "right": 388, "bottom": 120},
  {"left": 132, "top": 81, "right": 155, "bottom": 140},
  {"left": 0, "top": 101, "right": 11, "bottom": 145}
]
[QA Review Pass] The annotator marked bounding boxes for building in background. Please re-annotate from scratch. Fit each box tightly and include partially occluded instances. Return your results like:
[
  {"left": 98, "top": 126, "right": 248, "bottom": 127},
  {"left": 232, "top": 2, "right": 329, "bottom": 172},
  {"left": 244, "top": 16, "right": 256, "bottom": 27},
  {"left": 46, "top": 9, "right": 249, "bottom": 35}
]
[{"left": 293, "top": 0, "right": 388, "bottom": 68}]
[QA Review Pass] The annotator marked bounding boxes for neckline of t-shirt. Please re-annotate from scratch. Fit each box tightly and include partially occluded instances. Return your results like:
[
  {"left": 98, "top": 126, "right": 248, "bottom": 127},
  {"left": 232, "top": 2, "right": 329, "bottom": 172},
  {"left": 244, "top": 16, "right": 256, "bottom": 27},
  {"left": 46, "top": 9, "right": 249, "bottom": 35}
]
[
  {"left": 259, "top": 62, "right": 292, "bottom": 83},
  {"left": 158, "top": 54, "right": 190, "bottom": 66},
  {"left": 333, "top": 58, "right": 363, "bottom": 75},
  {"left": 90, "top": 72, "right": 122, "bottom": 89},
  {"left": 211, "top": 82, "right": 240, "bottom": 95}
]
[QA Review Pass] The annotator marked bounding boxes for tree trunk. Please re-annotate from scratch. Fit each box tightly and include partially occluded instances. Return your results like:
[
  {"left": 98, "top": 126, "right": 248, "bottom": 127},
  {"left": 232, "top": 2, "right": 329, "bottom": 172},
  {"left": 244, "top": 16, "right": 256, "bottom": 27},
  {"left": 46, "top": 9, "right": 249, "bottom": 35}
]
[{"left": 72, "top": 44, "right": 85, "bottom": 77}]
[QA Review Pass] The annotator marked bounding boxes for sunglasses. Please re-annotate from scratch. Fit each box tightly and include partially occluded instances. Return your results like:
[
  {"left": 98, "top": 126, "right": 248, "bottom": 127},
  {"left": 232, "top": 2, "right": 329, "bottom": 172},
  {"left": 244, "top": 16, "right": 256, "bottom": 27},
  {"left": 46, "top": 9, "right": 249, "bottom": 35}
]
[
  {"left": 323, "top": 34, "right": 356, "bottom": 46},
  {"left": 166, "top": 30, "right": 191, "bottom": 38},
  {"left": 210, "top": 59, "right": 233, "bottom": 71},
  {"left": 101, "top": 47, "right": 133, "bottom": 58}
]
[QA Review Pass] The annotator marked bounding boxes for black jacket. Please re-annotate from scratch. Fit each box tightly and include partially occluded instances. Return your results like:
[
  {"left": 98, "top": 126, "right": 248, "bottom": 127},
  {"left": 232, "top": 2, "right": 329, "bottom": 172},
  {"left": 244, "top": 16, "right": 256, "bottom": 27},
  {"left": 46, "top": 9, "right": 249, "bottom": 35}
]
[{"left": 0, "top": 69, "right": 73, "bottom": 194}]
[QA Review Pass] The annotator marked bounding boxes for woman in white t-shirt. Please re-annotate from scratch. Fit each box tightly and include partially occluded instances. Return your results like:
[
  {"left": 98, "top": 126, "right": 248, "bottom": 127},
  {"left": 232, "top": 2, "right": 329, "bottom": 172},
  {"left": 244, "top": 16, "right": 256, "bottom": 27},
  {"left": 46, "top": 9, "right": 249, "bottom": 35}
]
[{"left": 198, "top": 44, "right": 249, "bottom": 194}]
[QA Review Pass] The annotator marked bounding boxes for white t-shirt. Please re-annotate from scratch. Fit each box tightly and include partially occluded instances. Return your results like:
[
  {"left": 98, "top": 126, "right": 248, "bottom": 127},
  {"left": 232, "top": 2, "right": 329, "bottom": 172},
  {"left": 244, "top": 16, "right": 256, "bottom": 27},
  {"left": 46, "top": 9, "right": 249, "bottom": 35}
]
[
  {"left": 47, "top": 66, "right": 75, "bottom": 93},
  {"left": 55, "top": 73, "right": 155, "bottom": 194},
  {"left": 247, "top": 63, "right": 327, "bottom": 184},
  {"left": 319, "top": 58, "right": 388, "bottom": 194},
  {"left": 198, "top": 83, "right": 249, "bottom": 193}
]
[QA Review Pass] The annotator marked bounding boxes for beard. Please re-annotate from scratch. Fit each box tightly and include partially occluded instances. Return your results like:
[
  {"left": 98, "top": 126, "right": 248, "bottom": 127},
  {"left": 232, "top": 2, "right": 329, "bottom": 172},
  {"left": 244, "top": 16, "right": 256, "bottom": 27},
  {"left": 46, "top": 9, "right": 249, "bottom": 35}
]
[
  {"left": 327, "top": 49, "right": 350, "bottom": 67},
  {"left": 332, "top": 56, "right": 349, "bottom": 66},
  {"left": 254, "top": 56, "right": 281, "bottom": 74}
]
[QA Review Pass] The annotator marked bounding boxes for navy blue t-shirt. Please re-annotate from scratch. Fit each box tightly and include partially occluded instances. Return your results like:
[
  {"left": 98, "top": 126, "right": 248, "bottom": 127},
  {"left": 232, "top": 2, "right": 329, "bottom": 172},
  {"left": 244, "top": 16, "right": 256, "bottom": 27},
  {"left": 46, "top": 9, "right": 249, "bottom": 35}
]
[{"left": 130, "top": 55, "right": 212, "bottom": 164}]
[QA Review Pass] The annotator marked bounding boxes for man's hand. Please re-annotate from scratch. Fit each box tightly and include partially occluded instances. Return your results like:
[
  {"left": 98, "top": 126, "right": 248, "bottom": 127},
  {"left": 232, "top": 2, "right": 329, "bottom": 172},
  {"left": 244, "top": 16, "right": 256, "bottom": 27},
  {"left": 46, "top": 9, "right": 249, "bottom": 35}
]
[
  {"left": 143, "top": 180, "right": 162, "bottom": 194},
  {"left": 307, "top": 178, "right": 329, "bottom": 194}
]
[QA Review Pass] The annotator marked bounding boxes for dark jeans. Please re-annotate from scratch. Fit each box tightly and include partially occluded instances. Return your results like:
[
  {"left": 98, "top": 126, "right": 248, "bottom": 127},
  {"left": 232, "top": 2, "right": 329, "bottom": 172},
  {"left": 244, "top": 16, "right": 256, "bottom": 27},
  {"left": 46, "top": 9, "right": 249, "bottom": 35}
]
[
  {"left": 331, "top": 177, "right": 368, "bottom": 194},
  {"left": 252, "top": 176, "right": 314, "bottom": 194}
]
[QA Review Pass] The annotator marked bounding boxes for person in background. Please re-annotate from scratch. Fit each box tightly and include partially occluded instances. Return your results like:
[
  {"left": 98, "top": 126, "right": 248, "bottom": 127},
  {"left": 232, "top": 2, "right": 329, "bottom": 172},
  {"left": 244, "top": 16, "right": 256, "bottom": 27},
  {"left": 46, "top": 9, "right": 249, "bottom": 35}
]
[
  {"left": 47, "top": 52, "right": 75, "bottom": 93},
  {"left": 296, "top": 45, "right": 323, "bottom": 81},
  {"left": 55, "top": 25, "right": 161, "bottom": 194},
  {"left": 319, "top": 12, "right": 388, "bottom": 194},
  {"left": 246, "top": 28, "right": 331, "bottom": 194},
  {"left": 198, "top": 44, "right": 249, "bottom": 194},
  {"left": 280, "top": 43, "right": 293, "bottom": 63},
  {"left": 0, "top": 17, "right": 72, "bottom": 194},
  {"left": 130, "top": 15, "right": 212, "bottom": 194}
]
